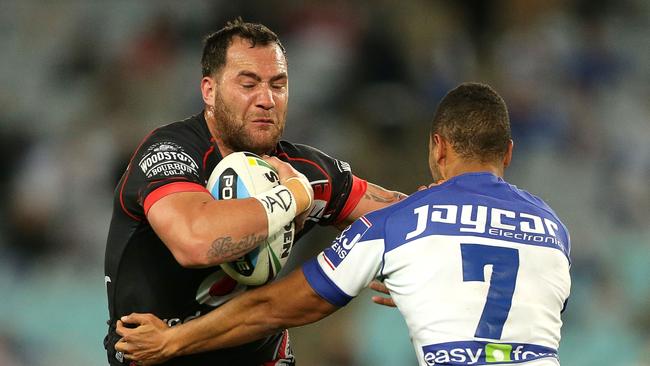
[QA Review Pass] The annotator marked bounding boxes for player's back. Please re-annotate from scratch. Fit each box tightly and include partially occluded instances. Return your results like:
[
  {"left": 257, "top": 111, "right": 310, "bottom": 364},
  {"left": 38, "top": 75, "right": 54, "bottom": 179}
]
[{"left": 382, "top": 172, "right": 570, "bottom": 366}]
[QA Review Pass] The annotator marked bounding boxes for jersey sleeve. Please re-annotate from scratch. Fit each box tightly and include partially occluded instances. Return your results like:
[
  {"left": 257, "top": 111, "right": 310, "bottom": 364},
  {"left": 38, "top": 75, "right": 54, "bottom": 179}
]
[
  {"left": 302, "top": 212, "right": 386, "bottom": 307},
  {"left": 131, "top": 129, "right": 209, "bottom": 214},
  {"left": 277, "top": 142, "right": 367, "bottom": 227}
]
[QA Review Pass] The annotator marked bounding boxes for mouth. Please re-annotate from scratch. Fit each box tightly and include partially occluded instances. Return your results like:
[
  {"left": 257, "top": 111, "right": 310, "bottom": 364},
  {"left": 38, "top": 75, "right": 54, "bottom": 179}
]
[{"left": 251, "top": 117, "right": 274, "bottom": 124}]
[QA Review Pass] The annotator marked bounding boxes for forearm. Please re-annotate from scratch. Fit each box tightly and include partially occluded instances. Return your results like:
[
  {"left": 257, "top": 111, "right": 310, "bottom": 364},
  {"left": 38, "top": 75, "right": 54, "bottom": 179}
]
[
  {"left": 171, "top": 291, "right": 280, "bottom": 356},
  {"left": 166, "top": 270, "right": 337, "bottom": 356},
  {"left": 337, "top": 182, "right": 406, "bottom": 229}
]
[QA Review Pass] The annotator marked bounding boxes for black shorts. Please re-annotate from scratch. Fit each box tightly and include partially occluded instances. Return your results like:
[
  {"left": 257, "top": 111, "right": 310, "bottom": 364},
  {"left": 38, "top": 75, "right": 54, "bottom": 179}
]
[{"left": 105, "top": 325, "right": 295, "bottom": 366}]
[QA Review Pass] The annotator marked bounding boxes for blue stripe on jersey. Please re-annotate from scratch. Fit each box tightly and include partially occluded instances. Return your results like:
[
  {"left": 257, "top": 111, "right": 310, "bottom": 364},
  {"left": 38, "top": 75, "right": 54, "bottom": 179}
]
[
  {"left": 322, "top": 210, "right": 386, "bottom": 269},
  {"left": 302, "top": 258, "right": 352, "bottom": 307},
  {"left": 421, "top": 340, "right": 557, "bottom": 365},
  {"left": 375, "top": 173, "right": 570, "bottom": 261}
]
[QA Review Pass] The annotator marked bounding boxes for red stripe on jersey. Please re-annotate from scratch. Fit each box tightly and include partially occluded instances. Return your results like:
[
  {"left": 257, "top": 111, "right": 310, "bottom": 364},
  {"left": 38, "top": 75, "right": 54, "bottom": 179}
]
[
  {"left": 360, "top": 215, "right": 372, "bottom": 227},
  {"left": 203, "top": 137, "right": 216, "bottom": 171},
  {"left": 143, "top": 182, "right": 209, "bottom": 215},
  {"left": 119, "top": 129, "right": 158, "bottom": 221},
  {"left": 262, "top": 329, "right": 291, "bottom": 366},
  {"left": 334, "top": 175, "right": 368, "bottom": 224},
  {"left": 322, "top": 253, "right": 336, "bottom": 271}
]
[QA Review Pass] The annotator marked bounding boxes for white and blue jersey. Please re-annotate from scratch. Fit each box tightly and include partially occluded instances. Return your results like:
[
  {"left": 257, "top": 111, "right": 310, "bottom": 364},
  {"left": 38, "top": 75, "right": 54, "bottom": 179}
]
[{"left": 303, "top": 172, "right": 571, "bottom": 366}]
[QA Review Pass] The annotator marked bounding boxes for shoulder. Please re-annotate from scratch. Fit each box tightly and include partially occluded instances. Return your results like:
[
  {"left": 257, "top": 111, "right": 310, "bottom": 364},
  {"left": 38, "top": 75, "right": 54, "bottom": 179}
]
[
  {"left": 503, "top": 180, "right": 572, "bottom": 256},
  {"left": 275, "top": 140, "right": 352, "bottom": 176},
  {"left": 507, "top": 183, "right": 565, "bottom": 225},
  {"left": 147, "top": 114, "right": 207, "bottom": 141},
  {"left": 277, "top": 141, "right": 333, "bottom": 159}
]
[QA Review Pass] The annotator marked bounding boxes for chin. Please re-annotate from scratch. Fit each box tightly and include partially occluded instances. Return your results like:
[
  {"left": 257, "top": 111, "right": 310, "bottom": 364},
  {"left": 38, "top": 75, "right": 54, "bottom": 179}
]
[{"left": 244, "top": 139, "right": 278, "bottom": 155}]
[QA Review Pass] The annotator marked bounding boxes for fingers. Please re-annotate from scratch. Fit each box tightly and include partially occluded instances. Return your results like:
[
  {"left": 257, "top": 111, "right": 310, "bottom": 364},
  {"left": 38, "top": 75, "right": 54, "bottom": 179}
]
[
  {"left": 417, "top": 185, "right": 428, "bottom": 191},
  {"left": 261, "top": 155, "right": 284, "bottom": 171},
  {"left": 116, "top": 313, "right": 159, "bottom": 338},
  {"left": 369, "top": 280, "right": 396, "bottom": 307},
  {"left": 371, "top": 295, "right": 397, "bottom": 307},
  {"left": 115, "top": 336, "right": 134, "bottom": 354},
  {"left": 122, "top": 312, "right": 159, "bottom": 325},
  {"left": 116, "top": 319, "right": 129, "bottom": 336},
  {"left": 262, "top": 155, "right": 313, "bottom": 214},
  {"left": 369, "top": 280, "right": 389, "bottom": 295}
]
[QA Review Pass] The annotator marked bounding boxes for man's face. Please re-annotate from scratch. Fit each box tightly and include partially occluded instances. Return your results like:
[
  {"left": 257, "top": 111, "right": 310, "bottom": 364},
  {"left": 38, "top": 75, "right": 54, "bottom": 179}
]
[{"left": 209, "top": 37, "right": 288, "bottom": 155}]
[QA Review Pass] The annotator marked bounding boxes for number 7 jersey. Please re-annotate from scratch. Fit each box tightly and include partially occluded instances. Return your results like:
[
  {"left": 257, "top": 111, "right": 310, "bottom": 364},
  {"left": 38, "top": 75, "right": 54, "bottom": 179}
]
[{"left": 303, "top": 172, "right": 571, "bottom": 366}]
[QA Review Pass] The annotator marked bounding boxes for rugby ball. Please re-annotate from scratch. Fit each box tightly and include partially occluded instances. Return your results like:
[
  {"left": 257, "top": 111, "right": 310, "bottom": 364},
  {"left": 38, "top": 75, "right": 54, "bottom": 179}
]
[{"left": 206, "top": 152, "right": 295, "bottom": 286}]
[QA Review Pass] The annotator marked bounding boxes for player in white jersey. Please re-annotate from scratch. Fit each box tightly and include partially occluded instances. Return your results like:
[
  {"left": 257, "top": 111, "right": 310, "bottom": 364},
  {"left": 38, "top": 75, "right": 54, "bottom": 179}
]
[{"left": 115, "top": 82, "right": 571, "bottom": 366}]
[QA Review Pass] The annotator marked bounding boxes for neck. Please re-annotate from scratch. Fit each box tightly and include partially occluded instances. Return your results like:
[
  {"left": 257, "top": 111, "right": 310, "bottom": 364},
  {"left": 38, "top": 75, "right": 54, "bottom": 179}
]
[
  {"left": 204, "top": 109, "right": 235, "bottom": 157},
  {"left": 443, "top": 159, "right": 503, "bottom": 180}
]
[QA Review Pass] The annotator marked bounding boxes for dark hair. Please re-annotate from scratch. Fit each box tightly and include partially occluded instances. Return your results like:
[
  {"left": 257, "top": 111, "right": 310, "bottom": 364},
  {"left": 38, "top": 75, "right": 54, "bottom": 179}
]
[
  {"left": 201, "top": 18, "right": 286, "bottom": 77},
  {"left": 431, "top": 82, "right": 511, "bottom": 162}
]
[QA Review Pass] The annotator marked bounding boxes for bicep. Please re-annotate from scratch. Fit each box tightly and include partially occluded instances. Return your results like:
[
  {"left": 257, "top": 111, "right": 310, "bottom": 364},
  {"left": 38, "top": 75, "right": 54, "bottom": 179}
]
[
  {"left": 146, "top": 191, "right": 268, "bottom": 267},
  {"left": 147, "top": 191, "right": 215, "bottom": 249},
  {"left": 337, "top": 182, "right": 406, "bottom": 229}
]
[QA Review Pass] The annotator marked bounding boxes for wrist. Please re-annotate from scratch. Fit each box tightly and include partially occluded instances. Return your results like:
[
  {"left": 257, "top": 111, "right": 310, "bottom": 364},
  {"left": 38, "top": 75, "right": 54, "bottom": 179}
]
[
  {"left": 283, "top": 177, "right": 313, "bottom": 214},
  {"left": 253, "top": 185, "right": 298, "bottom": 236},
  {"left": 164, "top": 326, "right": 184, "bottom": 358}
]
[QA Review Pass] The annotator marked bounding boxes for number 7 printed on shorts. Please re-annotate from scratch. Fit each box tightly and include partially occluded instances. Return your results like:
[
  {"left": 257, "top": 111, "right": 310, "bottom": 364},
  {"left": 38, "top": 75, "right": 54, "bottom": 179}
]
[{"left": 461, "top": 243, "right": 520, "bottom": 340}]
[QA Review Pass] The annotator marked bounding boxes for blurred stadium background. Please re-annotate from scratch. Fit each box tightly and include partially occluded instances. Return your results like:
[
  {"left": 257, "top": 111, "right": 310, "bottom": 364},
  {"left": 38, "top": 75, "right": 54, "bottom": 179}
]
[{"left": 1, "top": 0, "right": 649, "bottom": 365}]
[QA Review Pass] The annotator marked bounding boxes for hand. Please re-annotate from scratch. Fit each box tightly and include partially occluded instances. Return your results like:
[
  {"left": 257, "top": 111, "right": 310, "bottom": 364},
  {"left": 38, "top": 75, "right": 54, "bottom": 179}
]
[
  {"left": 114, "top": 313, "right": 175, "bottom": 365},
  {"left": 263, "top": 156, "right": 314, "bottom": 214},
  {"left": 417, "top": 180, "right": 446, "bottom": 191},
  {"left": 369, "top": 280, "right": 396, "bottom": 307}
]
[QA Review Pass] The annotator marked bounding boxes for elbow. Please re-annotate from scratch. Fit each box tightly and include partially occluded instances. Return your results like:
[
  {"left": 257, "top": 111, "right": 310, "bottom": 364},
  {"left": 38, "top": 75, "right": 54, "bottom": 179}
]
[{"left": 170, "top": 236, "right": 222, "bottom": 269}]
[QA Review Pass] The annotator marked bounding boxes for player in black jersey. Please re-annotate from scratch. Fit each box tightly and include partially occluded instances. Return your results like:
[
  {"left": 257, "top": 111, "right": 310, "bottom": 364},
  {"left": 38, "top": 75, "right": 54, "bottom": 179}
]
[{"left": 104, "top": 19, "right": 405, "bottom": 365}]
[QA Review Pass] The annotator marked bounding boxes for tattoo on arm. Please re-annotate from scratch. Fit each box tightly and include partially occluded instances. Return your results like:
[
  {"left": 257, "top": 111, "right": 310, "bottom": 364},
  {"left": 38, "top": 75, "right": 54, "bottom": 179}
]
[
  {"left": 207, "top": 234, "right": 266, "bottom": 262},
  {"left": 364, "top": 183, "right": 407, "bottom": 203}
]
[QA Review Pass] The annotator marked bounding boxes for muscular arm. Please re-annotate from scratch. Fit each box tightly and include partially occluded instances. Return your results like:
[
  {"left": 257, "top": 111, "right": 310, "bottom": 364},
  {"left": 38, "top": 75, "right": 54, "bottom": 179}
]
[
  {"left": 148, "top": 157, "right": 312, "bottom": 268},
  {"left": 336, "top": 182, "right": 406, "bottom": 229},
  {"left": 116, "top": 268, "right": 338, "bottom": 363},
  {"left": 147, "top": 192, "right": 268, "bottom": 268}
]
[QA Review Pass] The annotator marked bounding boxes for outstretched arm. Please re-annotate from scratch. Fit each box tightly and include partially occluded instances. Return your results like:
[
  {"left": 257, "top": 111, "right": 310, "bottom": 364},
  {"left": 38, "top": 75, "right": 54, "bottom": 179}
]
[
  {"left": 115, "top": 268, "right": 338, "bottom": 364},
  {"left": 337, "top": 182, "right": 406, "bottom": 229}
]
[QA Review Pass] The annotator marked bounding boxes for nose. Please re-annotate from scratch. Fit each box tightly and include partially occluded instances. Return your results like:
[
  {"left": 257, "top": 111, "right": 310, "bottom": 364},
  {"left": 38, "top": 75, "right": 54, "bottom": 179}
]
[{"left": 255, "top": 85, "right": 275, "bottom": 110}]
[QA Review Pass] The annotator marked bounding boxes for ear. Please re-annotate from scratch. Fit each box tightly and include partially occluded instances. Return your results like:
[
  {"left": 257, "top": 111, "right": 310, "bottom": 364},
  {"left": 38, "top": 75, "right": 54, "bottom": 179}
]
[
  {"left": 503, "top": 139, "right": 514, "bottom": 168},
  {"left": 201, "top": 76, "right": 216, "bottom": 107},
  {"left": 432, "top": 133, "right": 447, "bottom": 164}
]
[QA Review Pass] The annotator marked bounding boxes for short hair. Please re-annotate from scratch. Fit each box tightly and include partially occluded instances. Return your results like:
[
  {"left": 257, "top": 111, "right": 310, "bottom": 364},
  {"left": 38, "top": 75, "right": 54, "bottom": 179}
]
[
  {"left": 201, "top": 18, "right": 286, "bottom": 77},
  {"left": 431, "top": 82, "right": 511, "bottom": 162}
]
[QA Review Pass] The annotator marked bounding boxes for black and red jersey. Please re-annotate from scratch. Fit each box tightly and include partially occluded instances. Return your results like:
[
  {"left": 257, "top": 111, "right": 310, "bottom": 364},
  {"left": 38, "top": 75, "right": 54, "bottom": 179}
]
[{"left": 104, "top": 112, "right": 366, "bottom": 365}]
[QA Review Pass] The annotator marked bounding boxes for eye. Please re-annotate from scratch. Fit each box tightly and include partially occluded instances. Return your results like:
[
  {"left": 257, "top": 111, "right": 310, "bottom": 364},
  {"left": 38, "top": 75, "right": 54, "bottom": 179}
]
[
  {"left": 242, "top": 84, "right": 255, "bottom": 89},
  {"left": 272, "top": 83, "right": 287, "bottom": 90}
]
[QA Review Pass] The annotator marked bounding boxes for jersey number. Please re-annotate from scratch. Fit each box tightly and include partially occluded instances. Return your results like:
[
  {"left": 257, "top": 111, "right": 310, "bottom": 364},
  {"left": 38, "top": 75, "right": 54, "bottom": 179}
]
[{"left": 460, "top": 243, "right": 519, "bottom": 340}]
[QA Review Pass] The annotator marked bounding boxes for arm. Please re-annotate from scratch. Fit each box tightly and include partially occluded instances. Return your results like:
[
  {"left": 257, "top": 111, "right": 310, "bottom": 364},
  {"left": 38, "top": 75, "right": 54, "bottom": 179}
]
[
  {"left": 115, "top": 268, "right": 338, "bottom": 364},
  {"left": 336, "top": 182, "right": 406, "bottom": 229},
  {"left": 147, "top": 192, "right": 268, "bottom": 267},
  {"left": 149, "top": 157, "right": 313, "bottom": 268}
]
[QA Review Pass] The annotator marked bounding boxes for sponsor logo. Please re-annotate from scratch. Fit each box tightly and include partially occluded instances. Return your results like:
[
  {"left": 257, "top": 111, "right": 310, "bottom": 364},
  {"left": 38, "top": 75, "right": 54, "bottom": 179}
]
[
  {"left": 280, "top": 222, "right": 294, "bottom": 259},
  {"left": 138, "top": 141, "right": 199, "bottom": 178},
  {"left": 163, "top": 310, "right": 202, "bottom": 327},
  {"left": 324, "top": 216, "right": 372, "bottom": 268},
  {"left": 335, "top": 159, "right": 351, "bottom": 173},
  {"left": 422, "top": 341, "right": 557, "bottom": 366},
  {"left": 406, "top": 204, "right": 564, "bottom": 249}
]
